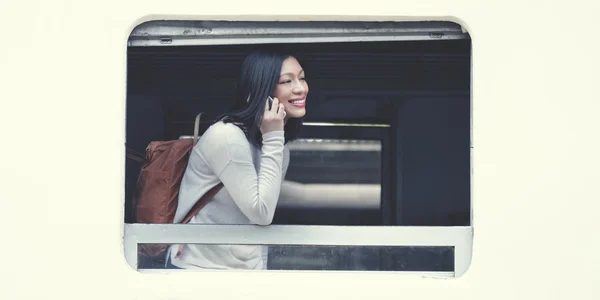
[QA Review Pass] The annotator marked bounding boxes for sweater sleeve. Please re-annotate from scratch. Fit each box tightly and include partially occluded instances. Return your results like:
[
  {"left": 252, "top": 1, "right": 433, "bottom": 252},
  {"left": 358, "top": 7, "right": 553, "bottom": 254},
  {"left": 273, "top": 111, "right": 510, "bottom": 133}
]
[
  {"left": 203, "top": 125, "right": 286, "bottom": 225},
  {"left": 282, "top": 145, "right": 290, "bottom": 182}
]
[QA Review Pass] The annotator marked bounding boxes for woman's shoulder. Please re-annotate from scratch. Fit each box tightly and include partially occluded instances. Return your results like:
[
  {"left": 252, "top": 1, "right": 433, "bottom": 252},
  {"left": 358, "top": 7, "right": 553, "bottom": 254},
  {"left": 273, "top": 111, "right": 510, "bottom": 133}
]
[
  {"left": 202, "top": 121, "right": 248, "bottom": 146},
  {"left": 196, "top": 121, "right": 252, "bottom": 171},
  {"left": 205, "top": 121, "right": 245, "bottom": 135}
]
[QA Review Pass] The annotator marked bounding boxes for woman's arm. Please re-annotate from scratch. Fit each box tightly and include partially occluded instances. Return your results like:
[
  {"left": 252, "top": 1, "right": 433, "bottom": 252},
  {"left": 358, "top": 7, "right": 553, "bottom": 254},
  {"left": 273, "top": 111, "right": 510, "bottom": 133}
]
[{"left": 203, "top": 124, "right": 286, "bottom": 225}]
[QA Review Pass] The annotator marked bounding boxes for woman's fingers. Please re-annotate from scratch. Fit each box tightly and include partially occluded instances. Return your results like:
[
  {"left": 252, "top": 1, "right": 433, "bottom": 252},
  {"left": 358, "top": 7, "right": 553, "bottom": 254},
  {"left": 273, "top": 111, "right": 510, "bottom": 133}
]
[
  {"left": 264, "top": 97, "right": 284, "bottom": 119},
  {"left": 279, "top": 103, "right": 286, "bottom": 118},
  {"left": 272, "top": 97, "right": 280, "bottom": 112},
  {"left": 260, "top": 97, "right": 285, "bottom": 134}
]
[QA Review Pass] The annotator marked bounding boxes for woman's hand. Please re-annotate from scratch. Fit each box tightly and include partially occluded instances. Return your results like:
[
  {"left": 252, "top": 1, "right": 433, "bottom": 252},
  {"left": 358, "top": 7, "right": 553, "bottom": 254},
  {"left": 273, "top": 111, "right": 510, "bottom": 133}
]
[{"left": 260, "top": 97, "right": 285, "bottom": 134}]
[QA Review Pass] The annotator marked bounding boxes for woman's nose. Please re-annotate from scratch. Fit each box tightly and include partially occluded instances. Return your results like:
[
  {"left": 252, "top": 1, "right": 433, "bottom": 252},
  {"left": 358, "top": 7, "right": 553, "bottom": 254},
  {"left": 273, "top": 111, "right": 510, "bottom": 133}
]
[{"left": 292, "top": 82, "right": 306, "bottom": 94}]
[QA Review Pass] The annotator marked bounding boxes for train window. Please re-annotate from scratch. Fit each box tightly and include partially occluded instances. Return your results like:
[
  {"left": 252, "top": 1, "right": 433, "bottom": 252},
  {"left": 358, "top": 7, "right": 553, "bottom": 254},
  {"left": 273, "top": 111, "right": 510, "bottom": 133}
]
[
  {"left": 268, "top": 245, "right": 453, "bottom": 272},
  {"left": 274, "top": 137, "right": 382, "bottom": 226},
  {"left": 124, "top": 20, "right": 472, "bottom": 276}
]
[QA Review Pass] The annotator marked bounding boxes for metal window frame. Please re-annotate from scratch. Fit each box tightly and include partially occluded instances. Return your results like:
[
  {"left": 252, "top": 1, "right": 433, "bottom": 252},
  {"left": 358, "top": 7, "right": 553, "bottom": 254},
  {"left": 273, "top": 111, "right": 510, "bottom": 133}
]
[
  {"left": 128, "top": 20, "right": 470, "bottom": 47},
  {"left": 124, "top": 20, "right": 473, "bottom": 277},
  {"left": 124, "top": 224, "right": 471, "bottom": 277}
]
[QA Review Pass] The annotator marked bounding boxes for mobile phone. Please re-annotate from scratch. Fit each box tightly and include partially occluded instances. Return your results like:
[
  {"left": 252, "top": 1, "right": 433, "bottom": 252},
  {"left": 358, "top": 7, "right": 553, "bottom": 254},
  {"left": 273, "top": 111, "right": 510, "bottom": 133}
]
[
  {"left": 268, "top": 96, "right": 286, "bottom": 117},
  {"left": 267, "top": 96, "right": 274, "bottom": 109}
]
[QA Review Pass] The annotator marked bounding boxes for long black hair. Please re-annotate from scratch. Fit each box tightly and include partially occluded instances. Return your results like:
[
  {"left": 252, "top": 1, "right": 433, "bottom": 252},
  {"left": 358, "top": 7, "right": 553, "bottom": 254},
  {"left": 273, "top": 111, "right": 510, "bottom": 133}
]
[{"left": 216, "top": 48, "right": 303, "bottom": 148}]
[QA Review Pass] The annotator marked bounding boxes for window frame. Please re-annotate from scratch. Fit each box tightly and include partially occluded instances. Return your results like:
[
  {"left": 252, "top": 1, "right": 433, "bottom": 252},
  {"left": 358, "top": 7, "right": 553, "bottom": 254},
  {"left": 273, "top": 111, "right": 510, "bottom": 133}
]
[{"left": 124, "top": 20, "right": 473, "bottom": 277}]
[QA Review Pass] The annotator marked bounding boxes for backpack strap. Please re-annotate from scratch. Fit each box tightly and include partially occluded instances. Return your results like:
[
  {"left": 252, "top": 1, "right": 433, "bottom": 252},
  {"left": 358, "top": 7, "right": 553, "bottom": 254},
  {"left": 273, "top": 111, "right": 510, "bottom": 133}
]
[
  {"left": 174, "top": 182, "right": 224, "bottom": 259},
  {"left": 182, "top": 112, "right": 224, "bottom": 224},
  {"left": 180, "top": 182, "right": 224, "bottom": 224},
  {"left": 193, "top": 112, "right": 204, "bottom": 145},
  {"left": 126, "top": 147, "right": 146, "bottom": 163}
]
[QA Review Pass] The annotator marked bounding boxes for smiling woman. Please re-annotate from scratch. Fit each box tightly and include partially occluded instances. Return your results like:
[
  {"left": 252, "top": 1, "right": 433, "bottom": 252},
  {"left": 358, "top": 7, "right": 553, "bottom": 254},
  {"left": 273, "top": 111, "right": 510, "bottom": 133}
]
[
  {"left": 216, "top": 49, "right": 305, "bottom": 149},
  {"left": 274, "top": 56, "right": 308, "bottom": 120},
  {"left": 160, "top": 49, "right": 310, "bottom": 270}
]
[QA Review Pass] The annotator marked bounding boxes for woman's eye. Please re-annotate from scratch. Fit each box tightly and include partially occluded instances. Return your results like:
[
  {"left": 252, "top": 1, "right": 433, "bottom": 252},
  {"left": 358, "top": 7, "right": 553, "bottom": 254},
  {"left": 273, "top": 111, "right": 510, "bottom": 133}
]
[{"left": 279, "top": 80, "right": 291, "bottom": 84}]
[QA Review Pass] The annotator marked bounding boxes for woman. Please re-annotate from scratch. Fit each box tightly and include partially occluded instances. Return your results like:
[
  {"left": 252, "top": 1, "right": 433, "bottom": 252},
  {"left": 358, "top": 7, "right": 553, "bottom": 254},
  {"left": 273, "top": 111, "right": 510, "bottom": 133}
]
[{"left": 166, "top": 49, "right": 309, "bottom": 270}]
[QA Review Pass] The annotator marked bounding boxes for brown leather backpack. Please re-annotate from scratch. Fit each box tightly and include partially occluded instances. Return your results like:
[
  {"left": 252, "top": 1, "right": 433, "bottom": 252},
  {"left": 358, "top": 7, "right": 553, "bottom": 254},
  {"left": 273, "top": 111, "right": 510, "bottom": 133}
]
[{"left": 128, "top": 113, "right": 224, "bottom": 263}]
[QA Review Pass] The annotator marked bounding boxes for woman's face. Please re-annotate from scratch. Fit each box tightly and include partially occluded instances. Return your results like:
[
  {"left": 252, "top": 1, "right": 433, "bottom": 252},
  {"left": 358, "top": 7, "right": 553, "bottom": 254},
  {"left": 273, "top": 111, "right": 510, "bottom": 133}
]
[{"left": 272, "top": 57, "right": 309, "bottom": 120}]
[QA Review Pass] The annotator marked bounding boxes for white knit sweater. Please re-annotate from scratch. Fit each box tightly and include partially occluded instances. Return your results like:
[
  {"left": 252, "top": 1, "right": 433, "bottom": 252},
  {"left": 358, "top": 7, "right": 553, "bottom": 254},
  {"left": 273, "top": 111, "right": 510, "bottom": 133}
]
[{"left": 168, "top": 121, "right": 289, "bottom": 270}]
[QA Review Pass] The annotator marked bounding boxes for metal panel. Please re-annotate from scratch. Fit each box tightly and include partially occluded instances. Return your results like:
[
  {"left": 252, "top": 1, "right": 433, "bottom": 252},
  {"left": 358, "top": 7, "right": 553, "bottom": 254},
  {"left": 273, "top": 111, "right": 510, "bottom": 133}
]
[
  {"left": 128, "top": 20, "right": 470, "bottom": 46},
  {"left": 123, "top": 224, "right": 473, "bottom": 277}
]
